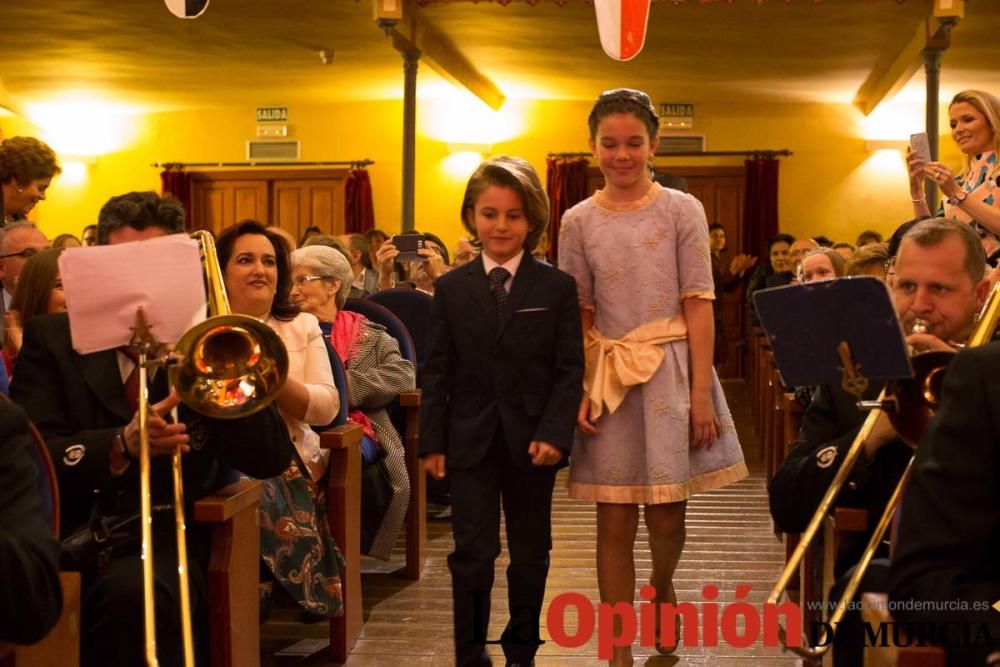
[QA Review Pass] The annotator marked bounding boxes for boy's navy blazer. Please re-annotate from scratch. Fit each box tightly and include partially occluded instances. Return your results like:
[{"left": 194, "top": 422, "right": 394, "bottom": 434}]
[{"left": 419, "top": 253, "right": 584, "bottom": 470}]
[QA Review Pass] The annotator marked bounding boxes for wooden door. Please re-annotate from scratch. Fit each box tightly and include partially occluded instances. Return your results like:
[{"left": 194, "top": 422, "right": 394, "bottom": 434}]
[
  {"left": 583, "top": 165, "right": 748, "bottom": 379},
  {"left": 682, "top": 167, "right": 746, "bottom": 380},
  {"left": 186, "top": 169, "right": 349, "bottom": 240},
  {"left": 271, "top": 178, "right": 346, "bottom": 239},
  {"left": 190, "top": 179, "right": 268, "bottom": 237}
]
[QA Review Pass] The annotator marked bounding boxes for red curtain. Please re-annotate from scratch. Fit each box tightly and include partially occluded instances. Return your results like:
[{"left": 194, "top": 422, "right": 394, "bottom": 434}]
[
  {"left": 345, "top": 169, "right": 375, "bottom": 234},
  {"left": 743, "top": 156, "right": 780, "bottom": 257},
  {"left": 160, "top": 169, "right": 193, "bottom": 228},
  {"left": 545, "top": 157, "right": 589, "bottom": 263}
]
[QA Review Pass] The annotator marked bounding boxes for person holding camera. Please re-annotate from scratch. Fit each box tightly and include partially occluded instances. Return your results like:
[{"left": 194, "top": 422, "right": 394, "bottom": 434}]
[
  {"left": 375, "top": 231, "right": 449, "bottom": 294},
  {"left": 908, "top": 90, "right": 1000, "bottom": 236}
]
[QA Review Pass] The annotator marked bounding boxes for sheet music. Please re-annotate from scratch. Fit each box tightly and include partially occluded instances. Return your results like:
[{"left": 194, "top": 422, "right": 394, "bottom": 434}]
[{"left": 59, "top": 233, "right": 207, "bottom": 354}]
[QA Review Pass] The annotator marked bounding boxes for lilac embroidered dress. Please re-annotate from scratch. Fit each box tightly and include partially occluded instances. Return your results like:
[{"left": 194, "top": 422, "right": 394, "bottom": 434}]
[{"left": 558, "top": 183, "right": 748, "bottom": 504}]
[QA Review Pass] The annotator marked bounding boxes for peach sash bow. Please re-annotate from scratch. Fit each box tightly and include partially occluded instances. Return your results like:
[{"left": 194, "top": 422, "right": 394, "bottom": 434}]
[{"left": 584, "top": 316, "right": 688, "bottom": 420}]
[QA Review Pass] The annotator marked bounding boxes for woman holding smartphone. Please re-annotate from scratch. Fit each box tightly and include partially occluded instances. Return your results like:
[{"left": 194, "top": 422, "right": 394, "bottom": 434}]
[{"left": 908, "top": 89, "right": 1000, "bottom": 235}]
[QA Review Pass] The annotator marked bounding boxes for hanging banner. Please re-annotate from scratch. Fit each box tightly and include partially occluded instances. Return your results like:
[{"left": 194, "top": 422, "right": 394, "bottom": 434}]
[
  {"left": 163, "top": 0, "right": 209, "bottom": 18},
  {"left": 594, "top": 0, "right": 652, "bottom": 61}
]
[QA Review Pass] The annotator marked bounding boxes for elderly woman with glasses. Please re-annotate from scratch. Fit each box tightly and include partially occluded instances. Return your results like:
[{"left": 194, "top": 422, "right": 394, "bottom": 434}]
[{"left": 290, "top": 244, "right": 415, "bottom": 561}]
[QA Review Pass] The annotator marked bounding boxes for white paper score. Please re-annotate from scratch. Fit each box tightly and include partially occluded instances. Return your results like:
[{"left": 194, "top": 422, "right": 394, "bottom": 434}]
[{"left": 58, "top": 234, "right": 207, "bottom": 355}]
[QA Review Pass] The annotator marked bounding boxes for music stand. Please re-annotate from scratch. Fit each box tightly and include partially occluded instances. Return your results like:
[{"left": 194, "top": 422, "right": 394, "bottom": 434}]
[{"left": 752, "top": 277, "right": 912, "bottom": 398}]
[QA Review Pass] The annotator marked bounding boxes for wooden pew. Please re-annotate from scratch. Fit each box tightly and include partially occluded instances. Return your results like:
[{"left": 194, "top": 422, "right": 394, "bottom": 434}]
[
  {"left": 320, "top": 423, "right": 364, "bottom": 663},
  {"left": 768, "top": 360, "right": 787, "bottom": 484},
  {"left": 4, "top": 480, "right": 269, "bottom": 667},
  {"left": 193, "top": 479, "right": 266, "bottom": 667},
  {"left": 822, "top": 508, "right": 869, "bottom": 605},
  {"left": 0, "top": 573, "right": 81, "bottom": 667},
  {"left": 782, "top": 392, "right": 804, "bottom": 462},
  {"left": 861, "top": 593, "right": 946, "bottom": 667},
  {"left": 399, "top": 390, "right": 425, "bottom": 581}
]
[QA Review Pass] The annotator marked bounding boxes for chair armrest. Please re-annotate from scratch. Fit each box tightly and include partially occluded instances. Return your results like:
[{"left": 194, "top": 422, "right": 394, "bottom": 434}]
[
  {"left": 193, "top": 478, "right": 264, "bottom": 524},
  {"left": 319, "top": 424, "right": 363, "bottom": 450},
  {"left": 831, "top": 507, "right": 869, "bottom": 533},
  {"left": 399, "top": 390, "right": 421, "bottom": 408}
]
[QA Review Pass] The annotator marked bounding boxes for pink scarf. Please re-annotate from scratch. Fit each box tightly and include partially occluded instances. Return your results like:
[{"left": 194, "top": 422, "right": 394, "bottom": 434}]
[{"left": 329, "top": 310, "right": 379, "bottom": 443}]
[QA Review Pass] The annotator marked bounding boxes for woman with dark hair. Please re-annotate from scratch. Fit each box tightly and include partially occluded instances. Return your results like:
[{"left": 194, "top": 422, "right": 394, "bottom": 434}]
[
  {"left": 364, "top": 228, "right": 389, "bottom": 269},
  {"left": 4, "top": 247, "right": 66, "bottom": 368},
  {"left": 746, "top": 232, "right": 795, "bottom": 312},
  {"left": 81, "top": 224, "right": 98, "bottom": 246},
  {"left": 215, "top": 220, "right": 342, "bottom": 619},
  {"left": 561, "top": 89, "right": 746, "bottom": 664},
  {"left": 0, "top": 137, "right": 61, "bottom": 226},
  {"left": 297, "top": 225, "right": 322, "bottom": 248},
  {"left": 708, "top": 223, "right": 756, "bottom": 365}
]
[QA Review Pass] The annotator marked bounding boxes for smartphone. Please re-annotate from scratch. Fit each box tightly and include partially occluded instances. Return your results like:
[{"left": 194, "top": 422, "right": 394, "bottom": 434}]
[
  {"left": 909, "top": 132, "right": 931, "bottom": 163},
  {"left": 391, "top": 234, "right": 425, "bottom": 263}
]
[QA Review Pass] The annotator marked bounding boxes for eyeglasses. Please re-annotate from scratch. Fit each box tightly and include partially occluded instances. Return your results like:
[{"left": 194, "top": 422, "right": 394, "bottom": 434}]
[
  {"left": 291, "top": 275, "right": 327, "bottom": 287},
  {"left": 0, "top": 247, "right": 43, "bottom": 260}
]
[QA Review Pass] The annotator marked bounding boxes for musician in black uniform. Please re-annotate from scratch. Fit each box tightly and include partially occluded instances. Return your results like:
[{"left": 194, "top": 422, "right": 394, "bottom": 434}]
[
  {"left": 768, "top": 217, "right": 990, "bottom": 666},
  {"left": 890, "top": 341, "right": 1000, "bottom": 667},
  {"left": 11, "top": 192, "right": 294, "bottom": 667}
]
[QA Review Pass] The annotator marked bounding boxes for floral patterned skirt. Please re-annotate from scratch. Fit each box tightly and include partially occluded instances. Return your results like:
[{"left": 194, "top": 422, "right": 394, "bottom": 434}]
[{"left": 259, "top": 459, "right": 344, "bottom": 617}]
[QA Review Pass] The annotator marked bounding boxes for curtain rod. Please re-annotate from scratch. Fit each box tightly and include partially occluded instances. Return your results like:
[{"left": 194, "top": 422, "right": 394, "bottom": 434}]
[
  {"left": 152, "top": 159, "right": 375, "bottom": 169},
  {"left": 547, "top": 150, "right": 793, "bottom": 158}
]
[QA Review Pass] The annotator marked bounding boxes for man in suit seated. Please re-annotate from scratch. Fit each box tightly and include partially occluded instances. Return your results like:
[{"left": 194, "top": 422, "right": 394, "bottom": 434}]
[
  {"left": 0, "top": 400, "right": 62, "bottom": 645},
  {"left": 768, "top": 217, "right": 990, "bottom": 665},
  {"left": 889, "top": 342, "right": 1000, "bottom": 667},
  {"left": 10, "top": 191, "right": 294, "bottom": 667}
]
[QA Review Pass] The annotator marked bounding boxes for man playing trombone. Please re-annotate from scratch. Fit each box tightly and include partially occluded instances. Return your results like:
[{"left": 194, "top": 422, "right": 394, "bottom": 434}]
[
  {"left": 889, "top": 345, "right": 1000, "bottom": 666},
  {"left": 769, "top": 217, "right": 991, "bottom": 665},
  {"left": 10, "top": 192, "right": 294, "bottom": 667}
]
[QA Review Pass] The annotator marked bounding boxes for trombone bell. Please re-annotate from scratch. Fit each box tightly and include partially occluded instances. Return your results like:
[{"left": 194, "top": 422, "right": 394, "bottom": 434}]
[{"left": 170, "top": 315, "right": 288, "bottom": 419}]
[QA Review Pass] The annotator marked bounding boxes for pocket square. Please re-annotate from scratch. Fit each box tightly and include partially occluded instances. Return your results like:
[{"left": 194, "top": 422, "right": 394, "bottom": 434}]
[{"left": 515, "top": 307, "right": 549, "bottom": 313}]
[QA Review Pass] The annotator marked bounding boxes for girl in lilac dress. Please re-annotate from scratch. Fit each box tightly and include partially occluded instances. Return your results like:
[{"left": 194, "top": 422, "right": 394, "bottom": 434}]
[{"left": 559, "top": 89, "right": 747, "bottom": 665}]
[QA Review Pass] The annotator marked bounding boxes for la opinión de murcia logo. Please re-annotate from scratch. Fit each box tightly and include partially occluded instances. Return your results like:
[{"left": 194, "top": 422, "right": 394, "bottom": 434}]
[
  {"left": 537, "top": 586, "right": 1000, "bottom": 658},
  {"left": 547, "top": 584, "right": 798, "bottom": 659}
]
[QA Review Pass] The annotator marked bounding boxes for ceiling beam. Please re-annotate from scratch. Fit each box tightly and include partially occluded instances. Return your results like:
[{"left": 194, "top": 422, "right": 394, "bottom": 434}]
[
  {"left": 383, "top": 7, "right": 506, "bottom": 110},
  {"left": 853, "top": 1, "right": 963, "bottom": 116}
]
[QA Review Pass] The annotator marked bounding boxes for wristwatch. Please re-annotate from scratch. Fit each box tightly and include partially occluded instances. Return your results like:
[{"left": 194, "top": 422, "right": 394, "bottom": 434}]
[{"left": 947, "top": 190, "right": 968, "bottom": 206}]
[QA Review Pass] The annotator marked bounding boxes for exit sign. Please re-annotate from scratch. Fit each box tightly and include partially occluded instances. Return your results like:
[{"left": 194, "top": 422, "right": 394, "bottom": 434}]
[
  {"left": 660, "top": 103, "right": 693, "bottom": 118},
  {"left": 256, "top": 106, "right": 288, "bottom": 122},
  {"left": 659, "top": 103, "right": 693, "bottom": 130}
]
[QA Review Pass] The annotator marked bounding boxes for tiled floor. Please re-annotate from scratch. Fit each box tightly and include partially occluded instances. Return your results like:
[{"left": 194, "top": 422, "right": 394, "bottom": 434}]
[{"left": 263, "top": 380, "right": 804, "bottom": 666}]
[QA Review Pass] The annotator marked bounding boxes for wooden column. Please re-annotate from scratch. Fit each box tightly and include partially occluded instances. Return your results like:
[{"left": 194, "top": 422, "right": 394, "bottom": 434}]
[
  {"left": 923, "top": 47, "right": 943, "bottom": 213},
  {"left": 400, "top": 48, "right": 420, "bottom": 232}
]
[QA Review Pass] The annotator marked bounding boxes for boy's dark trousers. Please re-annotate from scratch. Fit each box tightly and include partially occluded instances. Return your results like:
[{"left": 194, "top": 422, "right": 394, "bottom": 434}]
[{"left": 448, "top": 432, "right": 557, "bottom": 667}]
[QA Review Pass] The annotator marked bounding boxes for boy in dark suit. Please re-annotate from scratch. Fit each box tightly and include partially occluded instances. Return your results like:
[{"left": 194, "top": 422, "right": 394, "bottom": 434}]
[{"left": 420, "top": 157, "right": 584, "bottom": 667}]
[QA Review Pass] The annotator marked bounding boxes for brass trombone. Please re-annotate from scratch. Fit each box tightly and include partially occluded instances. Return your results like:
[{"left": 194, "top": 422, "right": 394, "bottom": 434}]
[
  {"left": 767, "top": 279, "right": 1000, "bottom": 659},
  {"left": 134, "top": 230, "right": 289, "bottom": 666}
]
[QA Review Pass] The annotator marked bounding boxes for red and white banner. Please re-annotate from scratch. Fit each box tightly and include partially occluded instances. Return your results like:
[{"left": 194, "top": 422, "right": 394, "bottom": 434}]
[{"left": 594, "top": 0, "right": 652, "bottom": 61}]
